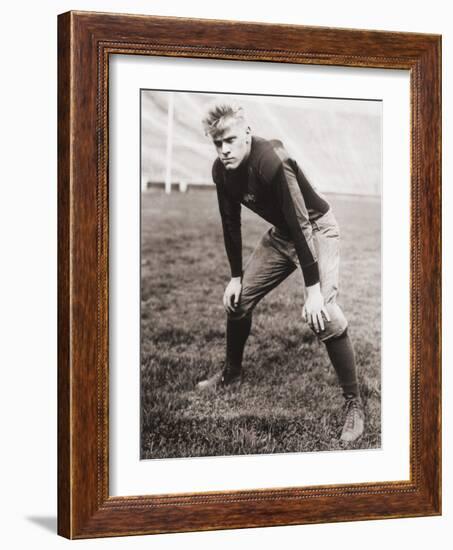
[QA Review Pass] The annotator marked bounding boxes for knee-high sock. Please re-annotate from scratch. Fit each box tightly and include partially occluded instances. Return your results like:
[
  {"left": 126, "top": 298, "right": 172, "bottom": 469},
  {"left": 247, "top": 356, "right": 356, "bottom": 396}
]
[
  {"left": 324, "top": 329, "right": 359, "bottom": 398},
  {"left": 226, "top": 314, "right": 252, "bottom": 372}
]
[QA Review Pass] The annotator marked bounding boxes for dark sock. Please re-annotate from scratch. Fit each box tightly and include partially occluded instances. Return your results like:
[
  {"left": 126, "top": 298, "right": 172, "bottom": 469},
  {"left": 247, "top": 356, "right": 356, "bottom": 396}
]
[
  {"left": 226, "top": 314, "right": 252, "bottom": 372},
  {"left": 324, "top": 329, "right": 359, "bottom": 398}
]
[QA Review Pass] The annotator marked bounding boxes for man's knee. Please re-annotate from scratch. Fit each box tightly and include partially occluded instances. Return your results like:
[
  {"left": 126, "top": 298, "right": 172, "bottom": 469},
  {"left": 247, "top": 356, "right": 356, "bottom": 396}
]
[
  {"left": 313, "top": 302, "right": 348, "bottom": 342},
  {"left": 227, "top": 300, "right": 254, "bottom": 321}
]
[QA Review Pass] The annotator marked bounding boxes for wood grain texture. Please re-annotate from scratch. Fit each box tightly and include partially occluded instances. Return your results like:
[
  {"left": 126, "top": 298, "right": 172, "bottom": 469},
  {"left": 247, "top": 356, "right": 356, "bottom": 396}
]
[
  {"left": 57, "top": 10, "right": 72, "bottom": 538},
  {"left": 57, "top": 10, "right": 441, "bottom": 539}
]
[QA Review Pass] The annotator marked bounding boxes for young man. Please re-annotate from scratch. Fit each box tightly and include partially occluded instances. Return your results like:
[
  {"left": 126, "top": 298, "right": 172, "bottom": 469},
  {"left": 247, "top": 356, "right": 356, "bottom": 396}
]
[{"left": 197, "top": 100, "right": 364, "bottom": 443}]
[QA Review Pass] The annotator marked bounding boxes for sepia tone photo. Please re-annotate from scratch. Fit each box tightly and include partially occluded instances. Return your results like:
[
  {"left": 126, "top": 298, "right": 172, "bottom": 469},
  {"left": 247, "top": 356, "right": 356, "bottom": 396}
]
[{"left": 140, "top": 91, "right": 382, "bottom": 459}]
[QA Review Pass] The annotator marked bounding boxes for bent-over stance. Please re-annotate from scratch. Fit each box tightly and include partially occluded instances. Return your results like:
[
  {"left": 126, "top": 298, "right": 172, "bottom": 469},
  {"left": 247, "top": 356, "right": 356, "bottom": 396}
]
[{"left": 196, "top": 101, "right": 364, "bottom": 443}]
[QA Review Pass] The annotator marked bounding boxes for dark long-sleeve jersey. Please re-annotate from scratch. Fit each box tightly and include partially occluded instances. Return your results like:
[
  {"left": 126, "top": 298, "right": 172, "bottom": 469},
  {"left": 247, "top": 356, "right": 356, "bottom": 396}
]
[{"left": 213, "top": 135, "right": 330, "bottom": 287}]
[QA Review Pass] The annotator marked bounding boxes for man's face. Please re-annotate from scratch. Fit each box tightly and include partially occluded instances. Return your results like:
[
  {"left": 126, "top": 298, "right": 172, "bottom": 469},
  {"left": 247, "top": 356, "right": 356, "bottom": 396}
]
[{"left": 211, "top": 118, "right": 251, "bottom": 171}]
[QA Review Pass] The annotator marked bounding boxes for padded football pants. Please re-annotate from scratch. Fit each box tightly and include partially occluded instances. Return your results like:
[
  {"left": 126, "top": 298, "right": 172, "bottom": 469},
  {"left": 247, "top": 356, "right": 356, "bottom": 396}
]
[{"left": 228, "top": 208, "right": 348, "bottom": 342}]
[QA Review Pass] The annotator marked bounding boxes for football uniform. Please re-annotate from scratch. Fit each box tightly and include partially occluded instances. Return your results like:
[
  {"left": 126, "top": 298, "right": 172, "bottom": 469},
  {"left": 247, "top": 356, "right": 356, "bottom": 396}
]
[{"left": 213, "top": 135, "right": 347, "bottom": 342}]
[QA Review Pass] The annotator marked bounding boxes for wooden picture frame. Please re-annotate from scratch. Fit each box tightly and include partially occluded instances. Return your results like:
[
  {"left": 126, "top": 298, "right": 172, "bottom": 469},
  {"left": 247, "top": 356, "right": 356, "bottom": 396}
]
[{"left": 58, "top": 10, "right": 441, "bottom": 539}]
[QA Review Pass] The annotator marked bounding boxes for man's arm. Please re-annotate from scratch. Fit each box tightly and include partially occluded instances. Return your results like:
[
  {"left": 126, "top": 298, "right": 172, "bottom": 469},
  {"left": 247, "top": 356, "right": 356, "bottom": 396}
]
[
  {"left": 266, "top": 154, "right": 319, "bottom": 287},
  {"left": 259, "top": 148, "right": 330, "bottom": 332},
  {"left": 214, "top": 175, "right": 243, "bottom": 278}
]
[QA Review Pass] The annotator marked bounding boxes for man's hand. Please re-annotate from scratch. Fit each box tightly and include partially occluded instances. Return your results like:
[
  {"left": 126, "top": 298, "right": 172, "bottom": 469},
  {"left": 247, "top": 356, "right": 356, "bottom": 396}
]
[
  {"left": 302, "top": 283, "right": 331, "bottom": 333},
  {"left": 223, "top": 277, "right": 242, "bottom": 314}
]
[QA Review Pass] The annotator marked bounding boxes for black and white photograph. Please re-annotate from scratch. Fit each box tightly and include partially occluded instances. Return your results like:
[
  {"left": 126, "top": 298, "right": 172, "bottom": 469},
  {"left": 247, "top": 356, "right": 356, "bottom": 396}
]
[{"left": 140, "top": 90, "right": 382, "bottom": 459}]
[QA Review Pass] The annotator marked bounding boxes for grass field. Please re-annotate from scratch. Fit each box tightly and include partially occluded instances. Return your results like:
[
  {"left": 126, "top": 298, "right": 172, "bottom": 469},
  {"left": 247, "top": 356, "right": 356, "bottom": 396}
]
[{"left": 140, "top": 189, "right": 381, "bottom": 459}]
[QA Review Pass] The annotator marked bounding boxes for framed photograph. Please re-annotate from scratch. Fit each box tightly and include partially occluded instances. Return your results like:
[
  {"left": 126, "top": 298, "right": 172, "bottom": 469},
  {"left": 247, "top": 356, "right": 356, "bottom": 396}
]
[{"left": 58, "top": 11, "right": 441, "bottom": 539}]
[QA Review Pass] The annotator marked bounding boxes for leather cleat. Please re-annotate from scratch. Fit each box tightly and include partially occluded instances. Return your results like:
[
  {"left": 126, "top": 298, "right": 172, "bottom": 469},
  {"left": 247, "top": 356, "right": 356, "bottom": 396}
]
[
  {"left": 196, "top": 366, "right": 242, "bottom": 391},
  {"left": 340, "top": 396, "right": 365, "bottom": 442}
]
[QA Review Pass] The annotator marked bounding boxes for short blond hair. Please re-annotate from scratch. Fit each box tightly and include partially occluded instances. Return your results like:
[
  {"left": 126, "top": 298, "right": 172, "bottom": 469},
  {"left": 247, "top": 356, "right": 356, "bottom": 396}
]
[{"left": 201, "top": 100, "right": 248, "bottom": 138}]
